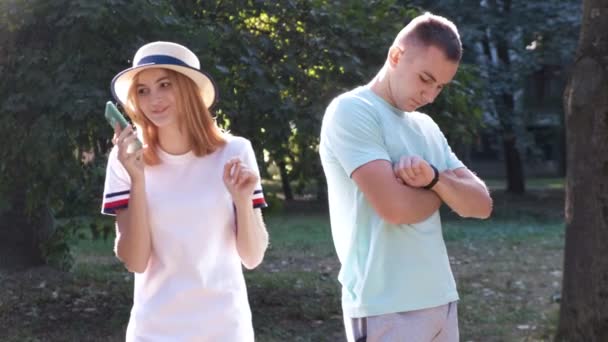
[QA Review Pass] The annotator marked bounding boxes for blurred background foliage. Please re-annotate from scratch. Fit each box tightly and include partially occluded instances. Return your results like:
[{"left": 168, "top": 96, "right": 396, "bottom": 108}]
[{"left": 0, "top": 0, "right": 578, "bottom": 268}]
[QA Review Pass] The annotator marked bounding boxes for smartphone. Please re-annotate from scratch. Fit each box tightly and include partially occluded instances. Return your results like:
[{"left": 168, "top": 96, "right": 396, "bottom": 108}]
[{"left": 104, "top": 101, "right": 143, "bottom": 151}]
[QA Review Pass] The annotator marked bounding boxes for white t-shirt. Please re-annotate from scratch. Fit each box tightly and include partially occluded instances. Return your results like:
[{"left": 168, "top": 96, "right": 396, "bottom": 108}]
[{"left": 101, "top": 135, "right": 267, "bottom": 342}]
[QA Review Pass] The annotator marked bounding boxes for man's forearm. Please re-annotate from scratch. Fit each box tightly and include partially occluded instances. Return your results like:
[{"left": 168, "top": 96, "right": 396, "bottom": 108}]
[
  {"left": 388, "top": 184, "right": 443, "bottom": 224},
  {"left": 431, "top": 170, "right": 492, "bottom": 219},
  {"left": 352, "top": 160, "right": 442, "bottom": 225}
]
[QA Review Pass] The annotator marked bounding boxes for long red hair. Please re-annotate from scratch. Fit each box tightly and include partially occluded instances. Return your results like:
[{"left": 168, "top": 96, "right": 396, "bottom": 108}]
[{"left": 123, "top": 69, "right": 226, "bottom": 165}]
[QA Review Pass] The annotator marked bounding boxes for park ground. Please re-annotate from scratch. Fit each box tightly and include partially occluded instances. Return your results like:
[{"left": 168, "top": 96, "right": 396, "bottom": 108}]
[{"left": 0, "top": 179, "right": 565, "bottom": 341}]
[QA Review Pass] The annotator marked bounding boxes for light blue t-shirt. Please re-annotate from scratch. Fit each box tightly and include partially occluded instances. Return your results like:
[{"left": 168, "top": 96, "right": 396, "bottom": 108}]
[{"left": 319, "top": 86, "right": 465, "bottom": 318}]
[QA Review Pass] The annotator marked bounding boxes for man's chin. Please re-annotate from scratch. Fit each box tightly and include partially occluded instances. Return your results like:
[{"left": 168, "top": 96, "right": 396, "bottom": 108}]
[{"left": 402, "top": 104, "right": 417, "bottom": 112}]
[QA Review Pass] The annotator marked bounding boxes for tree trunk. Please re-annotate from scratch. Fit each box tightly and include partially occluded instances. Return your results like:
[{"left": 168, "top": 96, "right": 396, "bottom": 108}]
[
  {"left": 496, "top": 28, "right": 526, "bottom": 194},
  {"left": 278, "top": 160, "right": 294, "bottom": 201},
  {"left": 558, "top": 110, "right": 567, "bottom": 177},
  {"left": 556, "top": 1, "right": 608, "bottom": 340},
  {"left": 0, "top": 188, "right": 54, "bottom": 270},
  {"left": 315, "top": 164, "right": 328, "bottom": 204},
  {"left": 503, "top": 131, "right": 525, "bottom": 194}
]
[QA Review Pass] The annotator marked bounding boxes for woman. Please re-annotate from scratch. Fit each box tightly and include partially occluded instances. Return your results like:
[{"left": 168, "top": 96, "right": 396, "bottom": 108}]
[{"left": 101, "top": 41, "right": 268, "bottom": 341}]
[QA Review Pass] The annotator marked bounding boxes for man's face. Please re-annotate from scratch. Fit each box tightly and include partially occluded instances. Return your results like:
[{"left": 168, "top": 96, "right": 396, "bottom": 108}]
[{"left": 388, "top": 44, "right": 459, "bottom": 112}]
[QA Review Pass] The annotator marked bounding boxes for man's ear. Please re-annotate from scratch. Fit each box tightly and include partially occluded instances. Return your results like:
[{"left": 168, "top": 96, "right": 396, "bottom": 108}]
[{"left": 387, "top": 45, "right": 402, "bottom": 68}]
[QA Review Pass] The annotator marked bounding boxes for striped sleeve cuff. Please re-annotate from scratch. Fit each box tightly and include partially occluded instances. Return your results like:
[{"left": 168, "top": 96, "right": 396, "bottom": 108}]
[
  {"left": 252, "top": 189, "right": 268, "bottom": 209},
  {"left": 102, "top": 190, "right": 130, "bottom": 215}
]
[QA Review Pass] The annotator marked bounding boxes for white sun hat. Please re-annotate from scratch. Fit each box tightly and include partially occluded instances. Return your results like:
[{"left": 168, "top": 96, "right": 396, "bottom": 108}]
[{"left": 111, "top": 41, "right": 217, "bottom": 108}]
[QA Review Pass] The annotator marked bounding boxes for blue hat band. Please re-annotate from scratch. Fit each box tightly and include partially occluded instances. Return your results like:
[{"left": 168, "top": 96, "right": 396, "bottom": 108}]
[{"left": 137, "top": 55, "right": 192, "bottom": 68}]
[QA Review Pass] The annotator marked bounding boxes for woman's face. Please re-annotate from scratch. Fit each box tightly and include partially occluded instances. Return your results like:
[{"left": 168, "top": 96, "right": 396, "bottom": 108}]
[{"left": 135, "top": 68, "right": 178, "bottom": 128}]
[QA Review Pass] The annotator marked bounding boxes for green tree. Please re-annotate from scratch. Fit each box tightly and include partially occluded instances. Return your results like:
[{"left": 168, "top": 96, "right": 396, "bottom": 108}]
[
  {"left": 0, "top": 0, "right": 484, "bottom": 269},
  {"left": 188, "top": 0, "right": 483, "bottom": 200},
  {"left": 0, "top": 0, "right": 182, "bottom": 269},
  {"left": 410, "top": 0, "right": 580, "bottom": 193}
]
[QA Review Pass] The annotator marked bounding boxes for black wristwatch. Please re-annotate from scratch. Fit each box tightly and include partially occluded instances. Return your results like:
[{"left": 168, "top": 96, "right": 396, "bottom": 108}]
[{"left": 423, "top": 164, "right": 439, "bottom": 190}]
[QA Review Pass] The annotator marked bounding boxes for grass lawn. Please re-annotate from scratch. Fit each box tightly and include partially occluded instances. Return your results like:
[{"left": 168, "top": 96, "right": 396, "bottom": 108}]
[
  {"left": 485, "top": 177, "right": 564, "bottom": 191},
  {"left": 0, "top": 189, "right": 565, "bottom": 341}
]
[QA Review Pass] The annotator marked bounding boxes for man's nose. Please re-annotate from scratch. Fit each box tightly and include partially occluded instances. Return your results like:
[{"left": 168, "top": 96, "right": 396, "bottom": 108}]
[
  {"left": 421, "top": 93, "right": 433, "bottom": 105},
  {"left": 422, "top": 89, "right": 439, "bottom": 104}
]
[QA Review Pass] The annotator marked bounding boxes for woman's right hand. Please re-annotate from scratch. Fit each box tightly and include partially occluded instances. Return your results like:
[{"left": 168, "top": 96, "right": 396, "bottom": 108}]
[{"left": 113, "top": 123, "right": 145, "bottom": 182}]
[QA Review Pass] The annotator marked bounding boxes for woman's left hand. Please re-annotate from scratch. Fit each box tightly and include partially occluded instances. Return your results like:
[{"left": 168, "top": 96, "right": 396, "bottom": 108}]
[{"left": 223, "top": 157, "right": 258, "bottom": 206}]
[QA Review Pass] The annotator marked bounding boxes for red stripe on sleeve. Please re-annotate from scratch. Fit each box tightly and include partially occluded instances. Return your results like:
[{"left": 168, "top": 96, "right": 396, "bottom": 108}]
[
  {"left": 104, "top": 198, "right": 129, "bottom": 209},
  {"left": 252, "top": 198, "right": 266, "bottom": 205}
]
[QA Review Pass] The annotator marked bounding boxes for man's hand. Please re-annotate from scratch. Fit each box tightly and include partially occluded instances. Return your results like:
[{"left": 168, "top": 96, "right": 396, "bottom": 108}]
[{"left": 393, "top": 155, "right": 435, "bottom": 188}]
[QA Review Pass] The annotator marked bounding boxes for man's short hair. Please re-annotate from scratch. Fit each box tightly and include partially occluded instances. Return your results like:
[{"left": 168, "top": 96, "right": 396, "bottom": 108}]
[{"left": 395, "top": 12, "right": 462, "bottom": 62}]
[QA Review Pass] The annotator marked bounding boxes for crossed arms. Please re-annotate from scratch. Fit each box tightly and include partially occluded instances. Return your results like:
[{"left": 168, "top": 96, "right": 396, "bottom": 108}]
[{"left": 351, "top": 156, "right": 492, "bottom": 225}]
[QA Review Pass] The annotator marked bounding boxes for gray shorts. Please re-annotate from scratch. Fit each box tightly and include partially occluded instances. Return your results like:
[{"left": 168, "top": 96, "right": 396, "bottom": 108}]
[{"left": 344, "top": 302, "right": 459, "bottom": 342}]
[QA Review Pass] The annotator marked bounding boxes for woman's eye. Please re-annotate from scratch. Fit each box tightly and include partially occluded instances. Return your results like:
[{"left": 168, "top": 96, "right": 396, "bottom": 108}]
[
  {"left": 160, "top": 81, "right": 171, "bottom": 88},
  {"left": 420, "top": 76, "right": 431, "bottom": 83},
  {"left": 137, "top": 88, "right": 149, "bottom": 95}
]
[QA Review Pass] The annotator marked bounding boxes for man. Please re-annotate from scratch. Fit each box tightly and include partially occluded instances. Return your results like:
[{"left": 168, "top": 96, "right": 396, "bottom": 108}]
[{"left": 319, "top": 12, "right": 493, "bottom": 342}]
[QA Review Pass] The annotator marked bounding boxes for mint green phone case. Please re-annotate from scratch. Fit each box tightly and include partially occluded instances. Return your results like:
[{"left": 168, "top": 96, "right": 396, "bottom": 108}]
[{"left": 104, "top": 101, "right": 143, "bottom": 150}]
